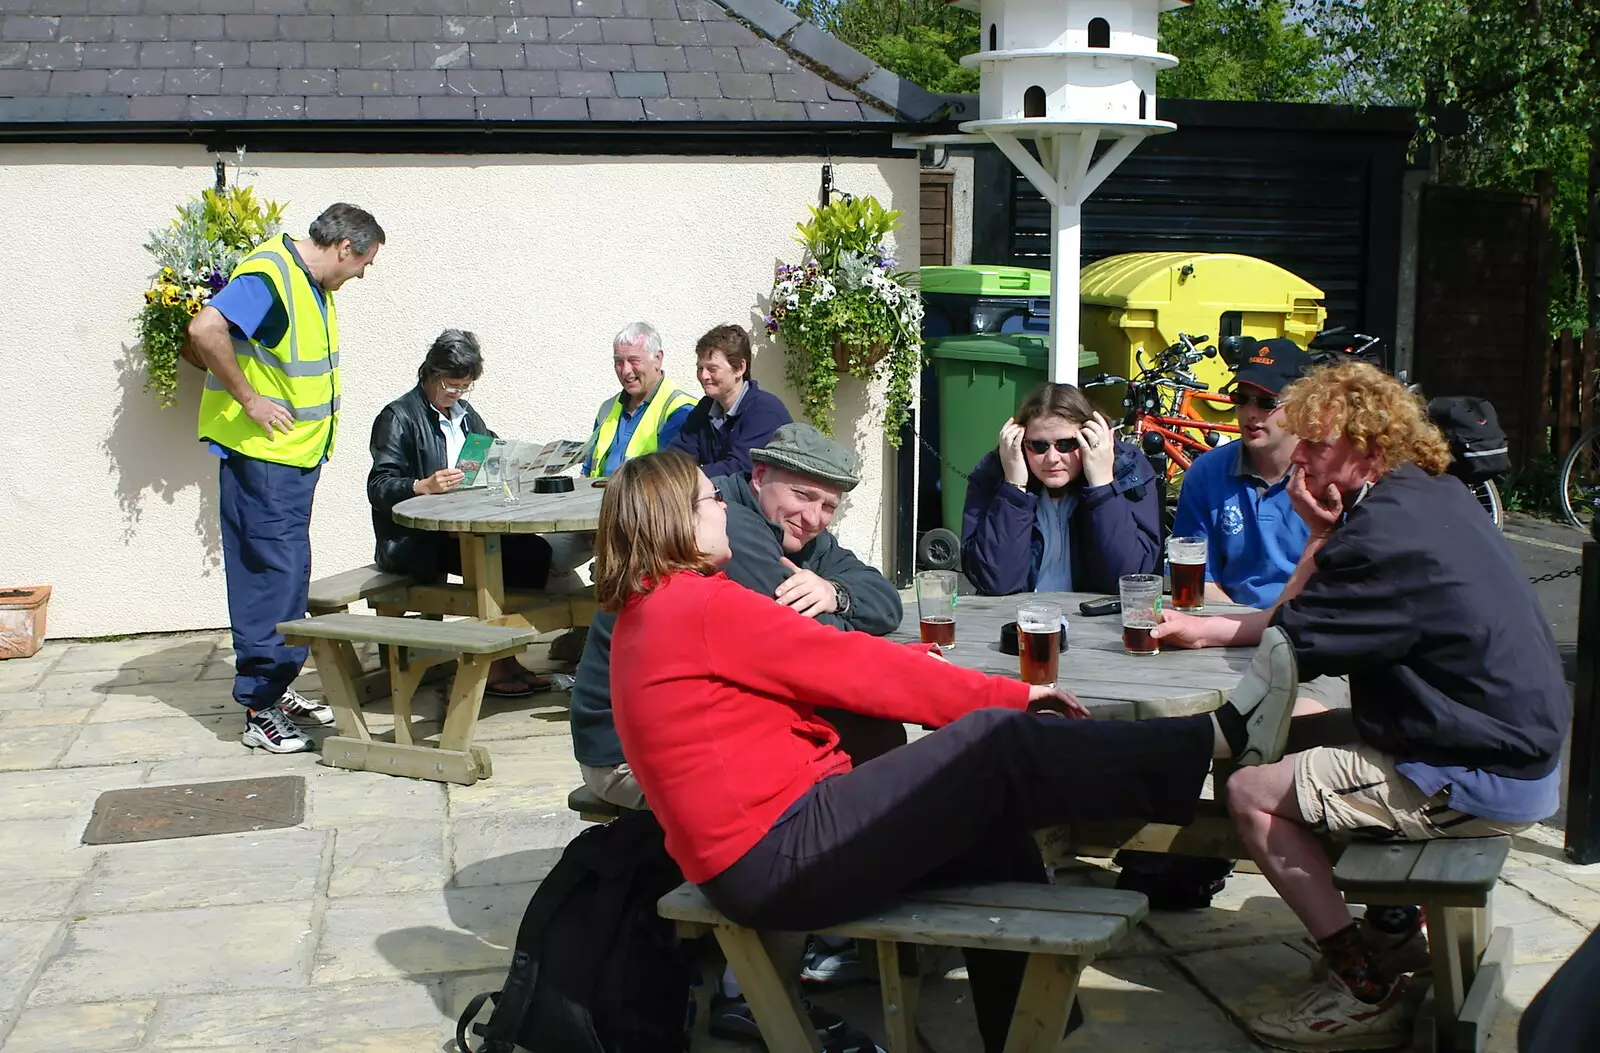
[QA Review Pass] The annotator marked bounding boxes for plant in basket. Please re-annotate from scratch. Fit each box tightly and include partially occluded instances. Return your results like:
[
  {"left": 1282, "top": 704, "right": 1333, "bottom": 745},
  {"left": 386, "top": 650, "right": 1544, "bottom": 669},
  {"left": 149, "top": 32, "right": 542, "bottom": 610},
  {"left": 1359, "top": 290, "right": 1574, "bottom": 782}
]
[
  {"left": 764, "top": 195, "right": 924, "bottom": 444},
  {"left": 136, "top": 184, "right": 287, "bottom": 407}
]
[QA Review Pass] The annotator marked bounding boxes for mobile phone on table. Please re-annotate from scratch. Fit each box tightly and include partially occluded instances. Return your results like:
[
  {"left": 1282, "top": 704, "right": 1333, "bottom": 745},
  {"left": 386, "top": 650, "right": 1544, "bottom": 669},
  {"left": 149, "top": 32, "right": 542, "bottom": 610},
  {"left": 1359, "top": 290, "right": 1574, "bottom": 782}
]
[{"left": 1079, "top": 597, "right": 1121, "bottom": 617}]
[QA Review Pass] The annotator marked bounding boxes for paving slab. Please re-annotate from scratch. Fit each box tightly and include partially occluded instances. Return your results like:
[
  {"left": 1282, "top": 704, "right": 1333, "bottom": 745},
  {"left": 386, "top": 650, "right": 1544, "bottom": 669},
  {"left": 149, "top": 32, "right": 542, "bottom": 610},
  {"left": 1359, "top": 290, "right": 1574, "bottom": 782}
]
[
  {"left": 1173, "top": 940, "right": 1323, "bottom": 1033},
  {"left": 0, "top": 870, "right": 93, "bottom": 922},
  {"left": 0, "top": 816, "right": 102, "bottom": 859},
  {"left": 80, "top": 828, "right": 327, "bottom": 915},
  {"left": 451, "top": 812, "right": 581, "bottom": 887},
  {"left": 0, "top": 654, "right": 57, "bottom": 692},
  {"left": 1137, "top": 871, "right": 1309, "bottom": 953},
  {"left": 50, "top": 638, "right": 216, "bottom": 675},
  {"left": 142, "top": 751, "right": 313, "bottom": 786},
  {"left": 328, "top": 823, "right": 450, "bottom": 899},
  {"left": 0, "top": 920, "right": 63, "bottom": 1012},
  {"left": 0, "top": 765, "right": 145, "bottom": 822},
  {"left": 1502, "top": 864, "right": 1600, "bottom": 929},
  {"left": 88, "top": 683, "right": 238, "bottom": 723},
  {"left": 312, "top": 883, "right": 534, "bottom": 985},
  {"left": 445, "top": 746, "right": 580, "bottom": 818},
  {"left": 57, "top": 715, "right": 240, "bottom": 768},
  {"left": 0, "top": 705, "right": 93, "bottom": 728},
  {"left": 0, "top": 690, "right": 45, "bottom": 711},
  {"left": 0, "top": 724, "right": 79, "bottom": 771},
  {"left": 27, "top": 904, "right": 312, "bottom": 1005},
  {"left": 307, "top": 769, "right": 446, "bottom": 830},
  {"left": 145, "top": 979, "right": 446, "bottom": 1050},
  {"left": 36, "top": 666, "right": 204, "bottom": 692},
  {"left": 0, "top": 999, "right": 155, "bottom": 1052},
  {"left": 1490, "top": 884, "right": 1592, "bottom": 964}
]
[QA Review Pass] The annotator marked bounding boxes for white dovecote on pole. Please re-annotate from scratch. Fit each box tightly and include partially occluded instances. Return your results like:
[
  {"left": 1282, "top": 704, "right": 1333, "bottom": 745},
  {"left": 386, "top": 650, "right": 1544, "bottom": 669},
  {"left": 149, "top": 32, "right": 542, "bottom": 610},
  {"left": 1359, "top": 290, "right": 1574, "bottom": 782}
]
[{"left": 952, "top": 0, "right": 1188, "bottom": 383}]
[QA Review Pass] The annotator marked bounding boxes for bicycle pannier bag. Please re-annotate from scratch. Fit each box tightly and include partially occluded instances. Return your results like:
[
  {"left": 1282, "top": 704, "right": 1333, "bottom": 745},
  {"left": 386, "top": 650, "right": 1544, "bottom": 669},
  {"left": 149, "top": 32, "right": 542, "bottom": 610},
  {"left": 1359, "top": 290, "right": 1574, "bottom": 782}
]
[{"left": 1428, "top": 396, "right": 1510, "bottom": 482}]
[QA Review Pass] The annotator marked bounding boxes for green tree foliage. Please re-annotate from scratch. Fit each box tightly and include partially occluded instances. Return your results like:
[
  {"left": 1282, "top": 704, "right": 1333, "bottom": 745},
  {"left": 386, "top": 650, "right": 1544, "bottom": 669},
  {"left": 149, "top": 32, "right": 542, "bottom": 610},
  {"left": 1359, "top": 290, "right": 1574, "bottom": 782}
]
[
  {"left": 790, "top": 0, "right": 979, "bottom": 95},
  {"left": 1157, "top": 0, "right": 1338, "bottom": 103},
  {"left": 1321, "top": 0, "right": 1600, "bottom": 332}
]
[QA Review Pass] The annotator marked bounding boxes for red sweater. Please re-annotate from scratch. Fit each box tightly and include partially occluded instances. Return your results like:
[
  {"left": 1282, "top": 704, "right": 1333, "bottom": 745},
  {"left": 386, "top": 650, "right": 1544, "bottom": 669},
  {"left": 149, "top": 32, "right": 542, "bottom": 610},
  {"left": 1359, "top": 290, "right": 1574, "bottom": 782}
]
[{"left": 610, "top": 571, "right": 1032, "bottom": 883}]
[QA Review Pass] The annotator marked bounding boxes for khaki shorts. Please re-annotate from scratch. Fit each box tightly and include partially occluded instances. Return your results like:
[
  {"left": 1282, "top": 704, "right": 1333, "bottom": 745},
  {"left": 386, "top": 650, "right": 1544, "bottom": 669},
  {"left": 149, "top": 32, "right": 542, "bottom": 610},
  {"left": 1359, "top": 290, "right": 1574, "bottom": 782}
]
[
  {"left": 1294, "top": 742, "right": 1531, "bottom": 841},
  {"left": 1296, "top": 675, "right": 1350, "bottom": 711},
  {"left": 580, "top": 762, "right": 650, "bottom": 812}
]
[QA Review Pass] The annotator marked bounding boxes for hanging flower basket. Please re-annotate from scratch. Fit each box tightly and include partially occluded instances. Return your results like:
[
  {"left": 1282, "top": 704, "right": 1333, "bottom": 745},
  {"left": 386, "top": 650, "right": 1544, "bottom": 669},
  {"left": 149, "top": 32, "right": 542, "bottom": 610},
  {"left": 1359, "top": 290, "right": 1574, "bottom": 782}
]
[{"left": 765, "top": 195, "right": 924, "bottom": 445}]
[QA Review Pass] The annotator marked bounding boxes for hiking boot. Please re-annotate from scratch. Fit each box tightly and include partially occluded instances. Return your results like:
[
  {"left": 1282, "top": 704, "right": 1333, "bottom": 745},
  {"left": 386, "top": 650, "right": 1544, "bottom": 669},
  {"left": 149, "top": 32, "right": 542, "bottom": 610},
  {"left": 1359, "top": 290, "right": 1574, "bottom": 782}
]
[
  {"left": 706, "top": 987, "right": 849, "bottom": 1045},
  {"left": 1227, "top": 626, "right": 1298, "bottom": 766},
  {"left": 277, "top": 687, "right": 335, "bottom": 728},
  {"left": 800, "top": 937, "right": 870, "bottom": 988},
  {"left": 1251, "top": 973, "right": 1412, "bottom": 1052},
  {"left": 1307, "top": 919, "right": 1432, "bottom": 982},
  {"left": 242, "top": 705, "right": 315, "bottom": 754}
]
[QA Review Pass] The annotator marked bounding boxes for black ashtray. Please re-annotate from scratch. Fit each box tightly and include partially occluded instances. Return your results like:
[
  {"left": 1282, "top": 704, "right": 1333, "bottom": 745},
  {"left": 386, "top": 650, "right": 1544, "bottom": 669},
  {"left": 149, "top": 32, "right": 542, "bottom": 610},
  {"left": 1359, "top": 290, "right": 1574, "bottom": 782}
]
[
  {"left": 999, "top": 620, "right": 1068, "bottom": 656},
  {"left": 534, "top": 477, "right": 575, "bottom": 494}
]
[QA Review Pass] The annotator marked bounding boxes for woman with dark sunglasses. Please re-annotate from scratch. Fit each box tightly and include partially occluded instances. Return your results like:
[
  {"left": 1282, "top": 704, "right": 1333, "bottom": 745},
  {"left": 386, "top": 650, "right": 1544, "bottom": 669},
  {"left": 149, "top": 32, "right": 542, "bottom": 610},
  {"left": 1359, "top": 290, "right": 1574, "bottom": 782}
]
[{"left": 959, "top": 382, "right": 1160, "bottom": 596}]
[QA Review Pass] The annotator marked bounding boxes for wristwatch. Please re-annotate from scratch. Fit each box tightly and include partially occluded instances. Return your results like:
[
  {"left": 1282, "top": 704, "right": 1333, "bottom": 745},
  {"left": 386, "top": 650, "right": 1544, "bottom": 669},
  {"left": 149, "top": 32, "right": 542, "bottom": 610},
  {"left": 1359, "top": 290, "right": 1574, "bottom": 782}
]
[{"left": 831, "top": 580, "right": 852, "bottom": 616}]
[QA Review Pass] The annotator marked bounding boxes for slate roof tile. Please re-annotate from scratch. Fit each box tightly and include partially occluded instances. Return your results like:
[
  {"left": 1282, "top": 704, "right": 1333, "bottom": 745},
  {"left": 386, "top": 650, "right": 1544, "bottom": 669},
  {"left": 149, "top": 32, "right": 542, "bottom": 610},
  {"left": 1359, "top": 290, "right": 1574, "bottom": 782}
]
[{"left": 2, "top": 0, "right": 944, "bottom": 125}]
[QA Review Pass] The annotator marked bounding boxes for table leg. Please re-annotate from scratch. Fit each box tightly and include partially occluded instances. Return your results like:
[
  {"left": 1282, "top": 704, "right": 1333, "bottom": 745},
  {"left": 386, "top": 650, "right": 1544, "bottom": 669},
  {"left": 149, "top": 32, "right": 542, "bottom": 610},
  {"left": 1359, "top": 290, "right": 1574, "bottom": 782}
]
[
  {"left": 1002, "top": 953, "right": 1083, "bottom": 1053},
  {"left": 439, "top": 653, "right": 492, "bottom": 755},
  {"left": 713, "top": 925, "right": 820, "bottom": 1053},
  {"left": 305, "top": 637, "right": 369, "bottom": 741},
  {"left": 876, "top": 939, "right": 921, "bottom": 1053},
  {"left": 459, "top": 533, "right": 505, "bottom": 620}
]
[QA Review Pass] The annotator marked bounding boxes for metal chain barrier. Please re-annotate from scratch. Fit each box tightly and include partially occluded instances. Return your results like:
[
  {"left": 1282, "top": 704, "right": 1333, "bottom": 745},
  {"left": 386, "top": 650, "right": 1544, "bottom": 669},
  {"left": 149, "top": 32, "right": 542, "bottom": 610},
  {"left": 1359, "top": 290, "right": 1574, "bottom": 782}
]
[{"left": 1530, "top": 565, "right": 1583, "bottom": 585}]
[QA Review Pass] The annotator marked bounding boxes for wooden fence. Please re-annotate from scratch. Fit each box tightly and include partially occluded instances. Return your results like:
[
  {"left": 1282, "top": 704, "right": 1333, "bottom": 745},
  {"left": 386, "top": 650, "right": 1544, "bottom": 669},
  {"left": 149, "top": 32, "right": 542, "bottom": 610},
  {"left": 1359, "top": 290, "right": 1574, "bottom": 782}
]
[{"left": 1549, "top": 328, "right": 1599, "bottom": 460}]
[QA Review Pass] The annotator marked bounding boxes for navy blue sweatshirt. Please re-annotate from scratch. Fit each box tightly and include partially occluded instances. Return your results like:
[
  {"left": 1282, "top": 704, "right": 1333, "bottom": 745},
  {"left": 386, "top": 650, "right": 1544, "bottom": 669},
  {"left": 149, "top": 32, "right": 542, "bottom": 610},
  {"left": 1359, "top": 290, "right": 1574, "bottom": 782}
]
[
  {"left": 668, "top": 378, "right": 792, "bottom": 479},
  {"left": 1274, "top": 463, "right": 1569, "bottom": 779},
  {"left": 959, "top": 443, "right": 1161, "bottom": 596}
]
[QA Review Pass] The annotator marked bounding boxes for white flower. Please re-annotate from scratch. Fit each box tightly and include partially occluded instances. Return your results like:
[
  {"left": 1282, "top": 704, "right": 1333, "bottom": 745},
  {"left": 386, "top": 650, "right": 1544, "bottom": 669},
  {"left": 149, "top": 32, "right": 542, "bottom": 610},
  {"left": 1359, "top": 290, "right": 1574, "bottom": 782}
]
[{"left": 785, "top": 294, "right": 799, "bottom": 310}]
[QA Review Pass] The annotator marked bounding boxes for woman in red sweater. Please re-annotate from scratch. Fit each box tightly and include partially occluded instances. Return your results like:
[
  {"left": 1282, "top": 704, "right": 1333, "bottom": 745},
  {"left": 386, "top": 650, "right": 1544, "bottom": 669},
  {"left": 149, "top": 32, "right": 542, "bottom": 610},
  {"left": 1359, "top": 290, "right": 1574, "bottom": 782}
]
[{"left": 596, "top": 450, "right": 1298, "bottom": 1051}]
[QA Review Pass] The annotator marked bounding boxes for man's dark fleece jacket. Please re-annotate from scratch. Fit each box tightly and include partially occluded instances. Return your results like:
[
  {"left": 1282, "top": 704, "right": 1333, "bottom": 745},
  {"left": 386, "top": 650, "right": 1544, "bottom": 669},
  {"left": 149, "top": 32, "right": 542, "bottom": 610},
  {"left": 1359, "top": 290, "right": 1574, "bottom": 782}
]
[
  {"left": 1274, "top": 463, "right": 1568, "bottom": 779},
  {"left": 569, "top": 472, "right": 904, "bottom": 767}
]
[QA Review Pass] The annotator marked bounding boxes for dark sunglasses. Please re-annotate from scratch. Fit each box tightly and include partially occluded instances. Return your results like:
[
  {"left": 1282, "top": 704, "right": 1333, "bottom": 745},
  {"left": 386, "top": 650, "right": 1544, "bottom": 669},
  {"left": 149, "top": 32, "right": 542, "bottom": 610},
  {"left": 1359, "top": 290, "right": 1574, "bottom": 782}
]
[
  {"left": 1024, "top": 437, "right": 1081, "bottom": 455},
  {"left": 1229, "top": 392, "right": 1280, "bottom": 411}
]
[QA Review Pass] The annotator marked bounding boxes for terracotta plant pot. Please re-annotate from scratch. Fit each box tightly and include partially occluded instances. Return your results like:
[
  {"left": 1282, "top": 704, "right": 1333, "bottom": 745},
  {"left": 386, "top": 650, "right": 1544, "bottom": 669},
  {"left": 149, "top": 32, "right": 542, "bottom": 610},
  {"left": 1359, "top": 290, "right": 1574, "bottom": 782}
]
[
  {"left": 0, "top": 586, "right": 50, "bottom": 660},
  {"left": 833, "top": 339, "right": 889, "bottom": 373}
]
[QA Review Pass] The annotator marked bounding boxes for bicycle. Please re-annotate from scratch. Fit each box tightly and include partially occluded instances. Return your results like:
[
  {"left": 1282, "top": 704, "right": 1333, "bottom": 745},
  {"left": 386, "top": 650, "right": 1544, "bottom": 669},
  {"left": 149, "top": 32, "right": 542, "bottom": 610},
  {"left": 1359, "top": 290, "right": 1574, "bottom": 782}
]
[
  {"left": 1306, "top": 329, "right": 1504, "bottom": 530},
  {"left": 1082, "top": 332, "right": 1241, "bottom": 488},
  {"left": 1557, "top": 428, "right": 1600, "bottom": 531}
]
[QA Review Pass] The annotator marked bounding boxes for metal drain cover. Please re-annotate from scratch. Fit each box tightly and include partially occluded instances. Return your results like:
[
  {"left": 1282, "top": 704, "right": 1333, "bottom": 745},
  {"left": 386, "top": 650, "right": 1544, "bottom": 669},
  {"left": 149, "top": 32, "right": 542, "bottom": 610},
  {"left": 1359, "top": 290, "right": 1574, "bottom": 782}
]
[{"left": 83, "top": 776, "right": 305, "bottom": 845}]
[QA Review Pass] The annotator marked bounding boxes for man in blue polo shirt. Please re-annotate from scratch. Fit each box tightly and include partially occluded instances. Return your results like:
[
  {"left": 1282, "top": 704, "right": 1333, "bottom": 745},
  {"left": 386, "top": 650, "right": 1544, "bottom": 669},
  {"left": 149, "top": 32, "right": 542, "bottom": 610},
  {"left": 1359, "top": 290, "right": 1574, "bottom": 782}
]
[{"left": 1172, "top": 337, "right": 1312, "bottom": 608}]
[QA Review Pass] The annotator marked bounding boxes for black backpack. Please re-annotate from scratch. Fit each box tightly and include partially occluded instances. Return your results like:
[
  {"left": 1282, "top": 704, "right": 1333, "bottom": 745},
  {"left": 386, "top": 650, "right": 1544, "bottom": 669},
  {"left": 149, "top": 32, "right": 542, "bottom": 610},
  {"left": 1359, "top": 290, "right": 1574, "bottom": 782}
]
[
  {"left": 1428, "top": 396, "right": 1511, "bottom": 482},
  {"left": 456, "top": 809, "right": 696, "bottom": 1053},
  {"left": 1113, "top": 850, "right": 1234, "bottom": 910}
]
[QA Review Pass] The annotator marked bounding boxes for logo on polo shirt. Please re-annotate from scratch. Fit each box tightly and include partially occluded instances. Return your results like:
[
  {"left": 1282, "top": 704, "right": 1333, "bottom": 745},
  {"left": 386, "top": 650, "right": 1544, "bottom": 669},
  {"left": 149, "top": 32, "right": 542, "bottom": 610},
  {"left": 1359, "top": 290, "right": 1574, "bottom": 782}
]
[{"left": 1221, "top": 504, "right": 1244, "bottom": 535}]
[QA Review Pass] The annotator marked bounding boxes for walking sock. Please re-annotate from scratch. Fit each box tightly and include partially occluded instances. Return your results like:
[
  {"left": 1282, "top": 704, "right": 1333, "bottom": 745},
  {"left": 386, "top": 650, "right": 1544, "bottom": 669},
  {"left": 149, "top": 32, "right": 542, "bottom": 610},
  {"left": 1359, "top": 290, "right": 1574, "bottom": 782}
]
[
  {"left": 1211, "top": 704, "right": 1248, "bottom": 757},
  {"left": 1317, "top": 922, "right": 1391, "bottom": 1003},
  {"left": 1366, "top": 904, "right": 1422, "bottom": 934}
]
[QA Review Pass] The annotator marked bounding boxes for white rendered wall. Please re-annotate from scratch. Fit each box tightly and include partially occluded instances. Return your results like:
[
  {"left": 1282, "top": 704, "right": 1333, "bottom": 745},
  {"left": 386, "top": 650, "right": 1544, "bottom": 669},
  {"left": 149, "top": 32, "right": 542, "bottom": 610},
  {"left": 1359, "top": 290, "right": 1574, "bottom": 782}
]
[{"left": 0, "top": 144, "right": 917, "bottom": 638}]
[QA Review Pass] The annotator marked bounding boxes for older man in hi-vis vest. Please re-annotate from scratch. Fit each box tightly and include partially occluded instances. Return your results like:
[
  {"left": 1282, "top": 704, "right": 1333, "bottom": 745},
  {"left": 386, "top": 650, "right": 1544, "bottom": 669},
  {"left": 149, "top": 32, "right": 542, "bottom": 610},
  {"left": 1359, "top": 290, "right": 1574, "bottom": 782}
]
[
  {"left": 582, "top": 321, "right": 697, "bottom": 478},
  {"left": 188, "top": 203, "right": 384, "bottom": 754}
]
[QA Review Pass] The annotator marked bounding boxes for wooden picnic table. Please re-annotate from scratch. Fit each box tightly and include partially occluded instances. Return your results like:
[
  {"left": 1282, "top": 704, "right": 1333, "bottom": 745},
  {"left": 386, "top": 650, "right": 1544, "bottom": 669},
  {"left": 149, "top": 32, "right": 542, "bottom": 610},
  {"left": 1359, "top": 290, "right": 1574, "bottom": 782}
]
[
  {"left": 392, "top": 481, "right": 604, "bottom": 623},
  {"left": 888, "top": 591, "right": 1258, "bottom": 720},
  {"left": 889, "top": 591, "right": 1265, "bottom": 860}
]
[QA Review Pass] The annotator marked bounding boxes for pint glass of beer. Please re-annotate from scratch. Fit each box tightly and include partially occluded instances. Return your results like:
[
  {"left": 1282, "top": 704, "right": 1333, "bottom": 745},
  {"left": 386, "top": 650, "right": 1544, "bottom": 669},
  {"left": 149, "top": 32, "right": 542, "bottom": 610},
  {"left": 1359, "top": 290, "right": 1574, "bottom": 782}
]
[
  {"left": 1167, "top": 535, "right": 1208, "bottom": 612},
  {"left": 915, "top": 571, "right": 957, "bottom": 648},
  {"left": 1119, "top": 574, "right": 1162, "bottom": 657},
  {"left": 1017, "top": 601, "right": 1063, "bottom": 686}
]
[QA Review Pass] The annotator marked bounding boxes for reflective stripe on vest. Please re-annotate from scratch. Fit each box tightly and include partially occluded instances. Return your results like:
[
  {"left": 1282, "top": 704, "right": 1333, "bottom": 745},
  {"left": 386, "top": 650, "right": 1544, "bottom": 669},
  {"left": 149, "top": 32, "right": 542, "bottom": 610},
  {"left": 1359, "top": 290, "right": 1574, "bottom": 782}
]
[
  {"left": 196, "top": 234, "right": 341, "bottom": 468},
  {"left": 587, "top": 378, "right": 697, "bottom": 477}
]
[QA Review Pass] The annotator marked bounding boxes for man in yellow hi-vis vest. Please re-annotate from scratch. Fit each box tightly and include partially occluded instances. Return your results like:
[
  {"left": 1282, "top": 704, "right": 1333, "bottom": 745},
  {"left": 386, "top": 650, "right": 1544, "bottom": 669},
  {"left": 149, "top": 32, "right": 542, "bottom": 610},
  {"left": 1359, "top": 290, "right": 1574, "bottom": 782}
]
[
  {"left": 187, "top": 203, "right": 384, "bottom": 754},
  {"left": 581, "top": 321, "right": 698, "bottom": 478}
]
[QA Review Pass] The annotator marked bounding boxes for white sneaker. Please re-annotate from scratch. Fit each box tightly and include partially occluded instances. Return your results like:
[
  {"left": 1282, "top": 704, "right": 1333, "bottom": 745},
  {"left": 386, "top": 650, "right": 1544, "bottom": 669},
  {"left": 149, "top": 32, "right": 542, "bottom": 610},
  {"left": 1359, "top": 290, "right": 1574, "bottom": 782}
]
[
  {"left": 1252, "top": 973, "right": 1412, "bottom": 1052},
  {"left": 242, "top": 706, "right": 315, "bottom": 754},
  {"left": 1227, "top": 626, "right": 1298, "bottom": 766},
  {"left": 277, "top": 687, "right": 334, "bottom": 727}
]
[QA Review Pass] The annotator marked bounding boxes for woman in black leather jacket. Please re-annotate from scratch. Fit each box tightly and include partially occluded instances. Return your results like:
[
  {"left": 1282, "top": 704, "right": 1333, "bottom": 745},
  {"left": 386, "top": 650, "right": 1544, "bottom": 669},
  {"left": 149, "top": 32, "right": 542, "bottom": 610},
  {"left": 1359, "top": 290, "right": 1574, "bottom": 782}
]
[{"left": 367, "top": 329, "right": 553, "bottom": 696}]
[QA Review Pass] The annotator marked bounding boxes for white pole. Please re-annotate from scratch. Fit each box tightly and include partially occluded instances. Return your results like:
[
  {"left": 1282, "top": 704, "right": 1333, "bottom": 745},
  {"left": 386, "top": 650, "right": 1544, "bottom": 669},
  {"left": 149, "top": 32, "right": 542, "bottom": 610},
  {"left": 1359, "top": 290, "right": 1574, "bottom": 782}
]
[{"left": 1050, "top": 199, "right": 1081, "bottom": 385}]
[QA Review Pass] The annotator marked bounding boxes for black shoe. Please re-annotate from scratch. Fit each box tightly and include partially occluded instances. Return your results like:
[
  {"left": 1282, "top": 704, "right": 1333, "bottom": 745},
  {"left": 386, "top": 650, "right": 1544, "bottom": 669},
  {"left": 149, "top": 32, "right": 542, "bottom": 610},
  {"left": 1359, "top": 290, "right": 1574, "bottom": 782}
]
[
  {"left": 707, "top": 988, "right": 849, "bottom": 1045},
  {"left": 799, "top": 936, "right": 871, "bottom": 988}
]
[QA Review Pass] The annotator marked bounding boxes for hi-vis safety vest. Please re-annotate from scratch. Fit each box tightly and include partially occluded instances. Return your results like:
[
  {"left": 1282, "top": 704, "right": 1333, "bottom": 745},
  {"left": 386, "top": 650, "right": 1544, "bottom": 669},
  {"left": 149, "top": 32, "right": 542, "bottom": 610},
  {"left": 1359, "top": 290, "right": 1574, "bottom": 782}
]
[
  {"left": 197, "top": 234, "right": 340, "bottom": 468},
  {"left": 587, "top": 378, "right": 697, "bottom": 477}
]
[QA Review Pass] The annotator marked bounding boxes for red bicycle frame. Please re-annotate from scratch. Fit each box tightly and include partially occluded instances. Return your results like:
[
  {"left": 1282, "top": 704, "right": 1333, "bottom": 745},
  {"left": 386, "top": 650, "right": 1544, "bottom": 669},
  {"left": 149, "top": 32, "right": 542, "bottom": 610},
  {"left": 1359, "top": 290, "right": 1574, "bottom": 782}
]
[{"left": 1132, "top": 389, "right": 1239, "bottom": 475}]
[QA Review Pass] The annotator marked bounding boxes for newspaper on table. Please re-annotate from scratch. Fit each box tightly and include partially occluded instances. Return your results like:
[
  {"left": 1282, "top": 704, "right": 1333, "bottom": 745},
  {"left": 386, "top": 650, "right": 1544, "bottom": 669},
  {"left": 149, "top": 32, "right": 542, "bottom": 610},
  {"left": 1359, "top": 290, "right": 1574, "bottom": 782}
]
[{"left": 508, "top": 438, "right": 587, "bottom": 478}]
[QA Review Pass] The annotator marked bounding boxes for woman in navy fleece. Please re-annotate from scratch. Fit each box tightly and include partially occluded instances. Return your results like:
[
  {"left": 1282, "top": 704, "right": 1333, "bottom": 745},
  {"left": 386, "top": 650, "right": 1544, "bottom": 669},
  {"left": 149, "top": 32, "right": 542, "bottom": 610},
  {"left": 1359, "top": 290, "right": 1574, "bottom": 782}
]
[
  {"left": 669, "top": 324, "right": 791, "bottom": 478},
  {"left": 961, "top": 382, "right": 1161, "bottom": 595}
]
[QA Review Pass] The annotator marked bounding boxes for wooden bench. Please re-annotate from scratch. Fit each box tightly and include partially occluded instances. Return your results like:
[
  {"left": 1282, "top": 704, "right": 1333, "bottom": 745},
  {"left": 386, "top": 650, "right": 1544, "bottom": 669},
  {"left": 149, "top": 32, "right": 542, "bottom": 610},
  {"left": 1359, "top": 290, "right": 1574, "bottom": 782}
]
[
  {"left": 305, "top": 565, "right": 417, "bottom": 703},
  {"left": 277, "top": 613, "right": 540, "bottom": 785},
  {"left": 568, "top": 784, "right": 626, "bottom": 823},
  {"left": 658, "top": 881, "right": 1148, "bottom": 1053},
  {"left": 1333, "top": 836, "right": 1513, "bottom": 1053}
]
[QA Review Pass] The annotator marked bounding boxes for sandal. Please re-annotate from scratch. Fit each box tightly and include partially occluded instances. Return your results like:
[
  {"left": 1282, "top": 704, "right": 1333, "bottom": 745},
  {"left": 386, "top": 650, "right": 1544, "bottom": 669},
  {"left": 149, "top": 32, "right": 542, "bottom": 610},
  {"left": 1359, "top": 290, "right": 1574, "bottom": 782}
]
[{"left": 485, "top": 678, "right": 536, "bottom": 698}]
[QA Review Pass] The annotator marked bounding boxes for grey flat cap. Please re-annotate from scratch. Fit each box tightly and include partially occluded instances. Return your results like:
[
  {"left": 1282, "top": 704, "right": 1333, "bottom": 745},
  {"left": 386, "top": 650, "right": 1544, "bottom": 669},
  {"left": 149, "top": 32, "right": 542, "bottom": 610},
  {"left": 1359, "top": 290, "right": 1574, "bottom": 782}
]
[{"left": 750, "top": 423, "right": 861, "bottom": 491}]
